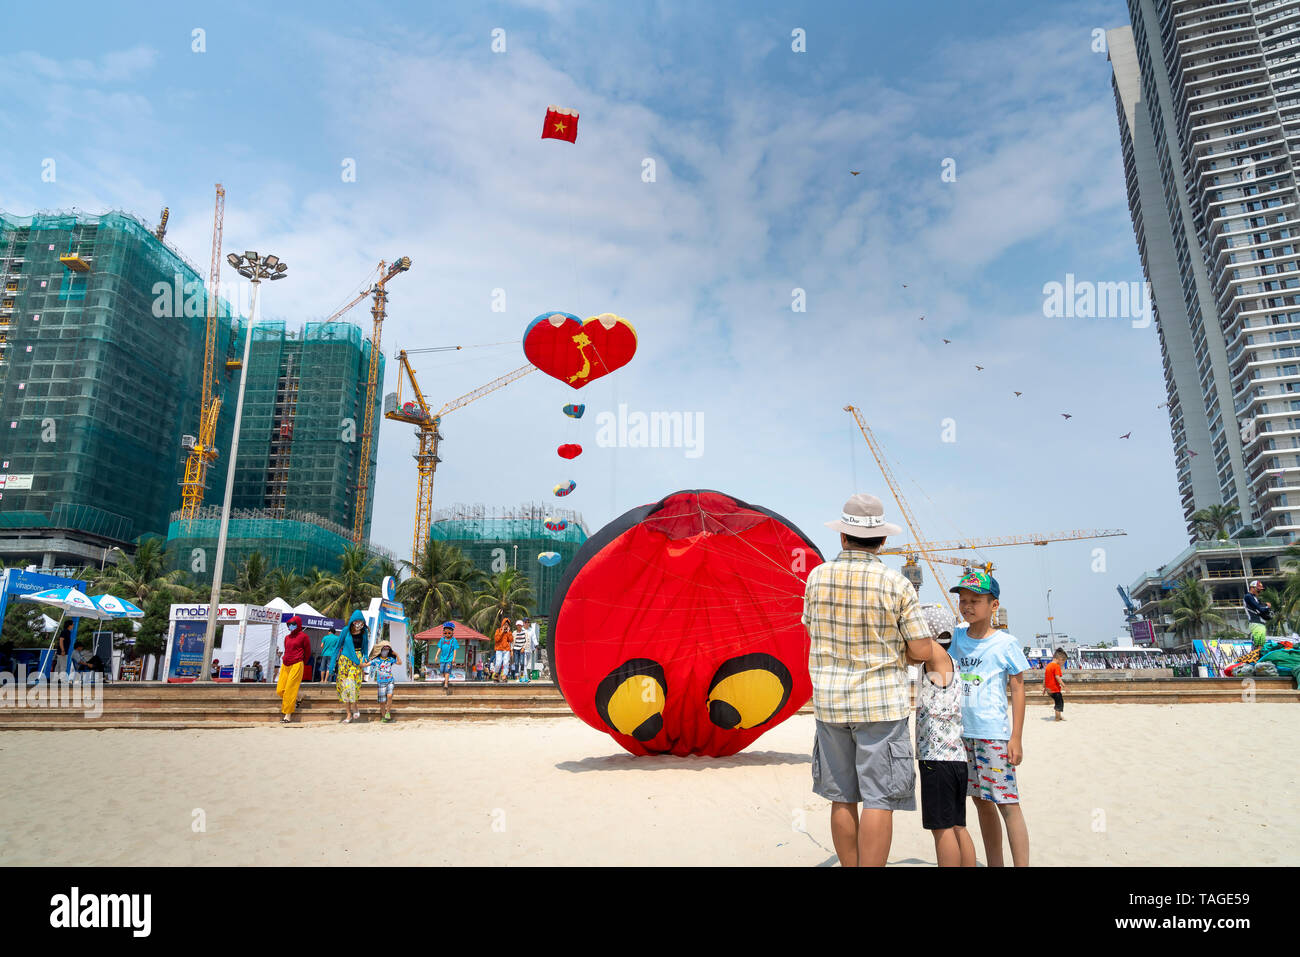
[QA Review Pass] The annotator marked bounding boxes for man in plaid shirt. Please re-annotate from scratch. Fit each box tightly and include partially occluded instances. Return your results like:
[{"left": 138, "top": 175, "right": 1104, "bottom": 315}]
[{"left": 803, "top": 493, "right": 934, "bottom": 866}]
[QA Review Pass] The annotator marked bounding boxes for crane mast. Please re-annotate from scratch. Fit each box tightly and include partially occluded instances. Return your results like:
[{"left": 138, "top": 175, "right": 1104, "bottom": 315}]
[
  {"left": 843, "top": 405, "right": 959, "bottom": 615},
  {"left": 352, "top": 256, "right": 410, "bottom": 543},
  {"left": 844, "top": 406, "right": 1127, "bottom": 625},
  {"left": 180, "top": 184, "right": 226, "bottom": 523},
  {"left": 386, "top": 356, "right": 536, "bottom": 563}
]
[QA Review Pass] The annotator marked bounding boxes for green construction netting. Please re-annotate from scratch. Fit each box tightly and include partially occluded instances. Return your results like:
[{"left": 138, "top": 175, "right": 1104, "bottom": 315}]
[
  {"left": 429, "top": 509, "right": 589, "bottom": 619},
  {"left": 228, "top": 319, "right": 383, "bottom": 540},
  {"left": 165, "top": 508, "right": 364, "bottom": 581},
  {"left": 0, "top": 211, "right": 238, "bottom": 543}
]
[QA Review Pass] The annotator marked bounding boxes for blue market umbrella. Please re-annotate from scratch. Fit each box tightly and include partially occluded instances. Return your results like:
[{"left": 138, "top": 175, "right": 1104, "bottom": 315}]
[
  {"left": 18, "top": 586, "right": 116, "bottom": 676},
  {"left": 90, "top": 594, "right": 145, "bottom": 619}
]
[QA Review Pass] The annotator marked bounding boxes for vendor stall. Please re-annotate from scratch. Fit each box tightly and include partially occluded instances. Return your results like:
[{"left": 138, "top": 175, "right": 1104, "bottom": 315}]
[{"left": 163, "top": 603, "right": 283, "bottom": 682}]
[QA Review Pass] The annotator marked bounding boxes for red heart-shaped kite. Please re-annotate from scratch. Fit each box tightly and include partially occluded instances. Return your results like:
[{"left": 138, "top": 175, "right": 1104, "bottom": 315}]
[
  {"left": 558, "top": 444, "right": 583, "bottom": 460},
  {"left": 523, "top": 311, "right": 637, "bottom": 389}
]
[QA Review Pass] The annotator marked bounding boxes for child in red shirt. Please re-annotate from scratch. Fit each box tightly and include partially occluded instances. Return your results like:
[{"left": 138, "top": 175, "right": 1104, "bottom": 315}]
[{"left": 1044, "top": 649, "right": 1067, "bottom": 722}]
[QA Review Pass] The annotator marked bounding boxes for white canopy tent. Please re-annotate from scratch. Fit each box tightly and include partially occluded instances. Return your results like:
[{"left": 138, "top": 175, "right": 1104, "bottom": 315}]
[{"left": 163, "top": 603, "right": 283, "bottom": 682}]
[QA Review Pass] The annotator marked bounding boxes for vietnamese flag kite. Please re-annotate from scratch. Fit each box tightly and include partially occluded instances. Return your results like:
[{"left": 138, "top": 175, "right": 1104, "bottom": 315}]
[{"left": 542, "top": 106, "right": 579, "bottom": 143}]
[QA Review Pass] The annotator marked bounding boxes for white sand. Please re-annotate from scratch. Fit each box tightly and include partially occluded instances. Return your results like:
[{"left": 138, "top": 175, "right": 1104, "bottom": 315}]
[{"left": 1, "top": 704, "right": 1295, "bottom": 866}]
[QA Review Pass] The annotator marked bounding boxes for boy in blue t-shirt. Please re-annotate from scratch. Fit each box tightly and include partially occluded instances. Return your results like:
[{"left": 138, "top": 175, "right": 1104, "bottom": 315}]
[
  {"left": 436, "top": 622, "right": 459, "bottom": 695},
  {"left": 948, "top": 570, "right": 1030, "bottom": 867}
]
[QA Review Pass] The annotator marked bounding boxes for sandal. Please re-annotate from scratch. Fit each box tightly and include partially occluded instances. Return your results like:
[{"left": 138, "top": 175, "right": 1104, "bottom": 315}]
[{"left": 281, "top": 715, "right": 291, "bottom": 724}]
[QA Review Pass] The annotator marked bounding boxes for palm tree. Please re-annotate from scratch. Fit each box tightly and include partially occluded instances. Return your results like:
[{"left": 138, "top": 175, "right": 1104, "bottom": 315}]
[
  {"left": 372, "top": 555, "right": 399, "bottom": 586},
  {"left": 1259, "top": 585, "right": 1291, "bottom": 636},
  {"left": 267, "top": 568, "right": 305, "bottom": 604},
  {"left": 313, "top": 545, "right": 380, "bottom": 619},
  {"left": 467, "top": 569, "right": 535, "bottom": 636},
  {"left": 97, "top": 538, "right": 188, "bottom": 607},
  {"left": 222, "top": 551, "right": 271, "bottom": 604},
  {"left": 397, "top": 539, "right": 482, "bottom": 633},
  {"left": 1190, "top": 503, "right": 1240, "bottom": 541},
  {"left": 1157, "top": 577, "right": 1225, "bottom": 640}
]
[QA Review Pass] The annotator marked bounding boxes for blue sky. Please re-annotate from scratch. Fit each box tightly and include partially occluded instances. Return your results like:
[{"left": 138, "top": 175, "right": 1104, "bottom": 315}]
[{"left": 0, "top": 0, "right": 1176, "bottom": 644}]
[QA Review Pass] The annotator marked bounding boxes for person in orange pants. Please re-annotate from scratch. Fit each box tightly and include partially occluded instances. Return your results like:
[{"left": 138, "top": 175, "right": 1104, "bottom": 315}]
[{"left": 277, "top": 616, "right": 312, "bottom": 723}]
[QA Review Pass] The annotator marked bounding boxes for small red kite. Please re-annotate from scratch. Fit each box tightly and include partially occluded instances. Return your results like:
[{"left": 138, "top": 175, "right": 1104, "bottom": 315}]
[{"left": 542, "top": 106, "right": 579, "bottom": 143}]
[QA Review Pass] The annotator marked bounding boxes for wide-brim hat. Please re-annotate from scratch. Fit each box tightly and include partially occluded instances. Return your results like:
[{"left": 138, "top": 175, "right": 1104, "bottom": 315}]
[
  {"left": 374, "top": 639, "right": 394, "bottom": 653},
  {"left": 825, "top": 493, "right": 903, "bottom": 538}
]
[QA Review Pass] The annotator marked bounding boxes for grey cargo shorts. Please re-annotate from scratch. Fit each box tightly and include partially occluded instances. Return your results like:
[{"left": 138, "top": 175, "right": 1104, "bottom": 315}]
[{"left": 811, "top": 716, "right": 916, "bottom": 810}]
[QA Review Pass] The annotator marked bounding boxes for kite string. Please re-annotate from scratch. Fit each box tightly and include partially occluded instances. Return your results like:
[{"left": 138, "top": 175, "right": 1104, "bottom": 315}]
[{"left": 884, "top": 440, "right": 994, "bottom": 569}]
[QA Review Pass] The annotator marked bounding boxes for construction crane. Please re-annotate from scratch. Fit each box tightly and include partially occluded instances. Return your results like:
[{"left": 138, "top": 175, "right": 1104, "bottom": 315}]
[
  {"left": 312, "top": 258, "right": 412, "bottom": 542},
  {"left": 844, "top": 405, "right": 1127, "bottom": 618},
  {"left": 179, "top": 184, "right": 226, "bottom": 523},
  {"left": 844, "top": 404, "right": 961, "bottom": 615},
  {"left": 155, "top": 207, "right": 169, "bottom": 241},
  {"left": 881, "top": 529, "right": 1127, "bottom": 556},
  {"left": 386, "top": 352, "right": 536, "bottom": 563}
]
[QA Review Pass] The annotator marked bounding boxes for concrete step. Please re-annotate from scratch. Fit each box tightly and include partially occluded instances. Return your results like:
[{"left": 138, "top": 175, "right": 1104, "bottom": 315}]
[
  {"left": 89, "top": 694, "right": 560, "bottom": 710},
  {"left": 2, "top": 677, "right": 1293, "bottom": 731}
]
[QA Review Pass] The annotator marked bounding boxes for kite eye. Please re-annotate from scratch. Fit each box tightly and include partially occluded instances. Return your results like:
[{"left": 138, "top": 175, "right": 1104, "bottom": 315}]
[
  {"left": 595, "top": 659, "right": 667, "bottom": 742},
  {"left": 706, "top": 653, "right": 792, "bottom": 730},
  {"left": 548, "top": 313, "right": 568, "bottom": 327}
]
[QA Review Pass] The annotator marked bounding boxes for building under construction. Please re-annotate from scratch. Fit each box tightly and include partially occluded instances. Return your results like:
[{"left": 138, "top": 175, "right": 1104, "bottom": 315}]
[
  {"left": 166, "top": 320, "right": 385, "bottom": 581},
  {"left": 428, "top": 503, "right": 589, "bottom": 620},
  {"left": 0, "top": 211, "right": 238, "bottom": 569}
]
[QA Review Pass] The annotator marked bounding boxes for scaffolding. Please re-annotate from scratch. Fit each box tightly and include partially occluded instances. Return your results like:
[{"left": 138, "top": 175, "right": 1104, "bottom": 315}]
[
  {"left": 428, "top": 503, "right": 590, "bottom": 618},
  {"left": 229, "top": 321, "right": 384, "bottom": 538},
  {"left": 164, "top": 506, "right": 394, "bottom": 582},
  {"left": 0, "top": 210, "right": 238, "bottom": 544}
]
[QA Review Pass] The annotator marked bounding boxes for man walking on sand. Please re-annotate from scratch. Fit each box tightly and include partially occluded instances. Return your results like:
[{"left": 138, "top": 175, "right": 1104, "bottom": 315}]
[{"left": 802, "top": 493, "right": 934, "bottom": 867}]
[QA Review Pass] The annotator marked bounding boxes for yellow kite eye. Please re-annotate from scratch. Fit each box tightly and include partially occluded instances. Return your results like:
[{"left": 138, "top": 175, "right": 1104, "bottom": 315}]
[
  {"left": 706, "top": 654, "right": 792, "bottom": 730},
  {"left": 595, "top": 659, "right": 667, "bottom": 742}
]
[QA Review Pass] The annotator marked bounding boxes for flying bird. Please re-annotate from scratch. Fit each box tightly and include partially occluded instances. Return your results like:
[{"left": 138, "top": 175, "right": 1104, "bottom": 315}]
[
  {"left": 1061, "top": 413, "right": 1072, "bottom": 419},
  {"left": 1014, "top": 391, "right": 1022, "bottom": 397},
  {"left": 1189, "top": 450, "right": 1199, "bottom": 457},
  {"left": 850, "top": 170, "right": 861, "bottom": 176},
  {"left": 918, "top": 315, "right": 925, "bottom": 321},
  {"left": 975, "top": 365, "right": 984, "bottom": 371},
  {"left": 1120, "top": 432, "right": 1132, "bottom": 439},
  {"left": 943, "top": 338, "right": 951, "bottom": 344},
  {"left": 1157, "top": 401, "right": 1169, "bottom": 409},
  {"left": 902, "top": 283, "right": 908, "bottom": 288}
]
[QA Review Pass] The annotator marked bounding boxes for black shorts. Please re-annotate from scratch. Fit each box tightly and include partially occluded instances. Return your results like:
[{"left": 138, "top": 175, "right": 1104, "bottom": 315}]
[
  {"left": 1050, "top": 691, "right": 1064, "bottom": 711},
  {"left": 919, "top": 760, "right": 967, "bottom": 830}
]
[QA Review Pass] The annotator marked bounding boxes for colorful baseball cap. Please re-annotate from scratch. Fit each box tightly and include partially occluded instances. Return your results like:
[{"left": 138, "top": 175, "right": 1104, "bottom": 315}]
[{"left": 949, "top": 569, "right": 1000, "bottom": 599}]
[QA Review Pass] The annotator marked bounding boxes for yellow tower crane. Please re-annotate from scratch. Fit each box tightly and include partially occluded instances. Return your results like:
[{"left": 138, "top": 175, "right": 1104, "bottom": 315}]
[
  {"left": 386, "top": 350, "right": 536, "bottom": 563},
  {"left": 844, "top": 405, "right": 1127, "bottom": 618},
  {"left": 179, "top": 184, "right": 226, "bottom": 524},
  {"left": 843, "top": 405, "right": 962, "bottom": 615},
  {"left": 312, "top": 258, "right": 412, "bottom": 543},
  {"left": 354, "top": 257, "right": 411, "bottom": 542}
]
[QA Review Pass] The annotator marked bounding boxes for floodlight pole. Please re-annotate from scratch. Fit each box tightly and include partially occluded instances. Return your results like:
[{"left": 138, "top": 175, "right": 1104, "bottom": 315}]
[{"left": 198, "top": 252, "right": 287, "bottom": 683}]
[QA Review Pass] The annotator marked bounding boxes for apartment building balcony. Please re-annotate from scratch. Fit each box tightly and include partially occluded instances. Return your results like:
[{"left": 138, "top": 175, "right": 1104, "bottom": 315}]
[{"left": 1193, "top": 130, "right": 1285, "bottom": 168}]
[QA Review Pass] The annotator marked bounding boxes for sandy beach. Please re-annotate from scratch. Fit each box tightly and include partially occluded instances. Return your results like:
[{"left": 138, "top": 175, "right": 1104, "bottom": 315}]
[{"left": 1, "top": 703, "right": 1295, "bottom": 866}]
